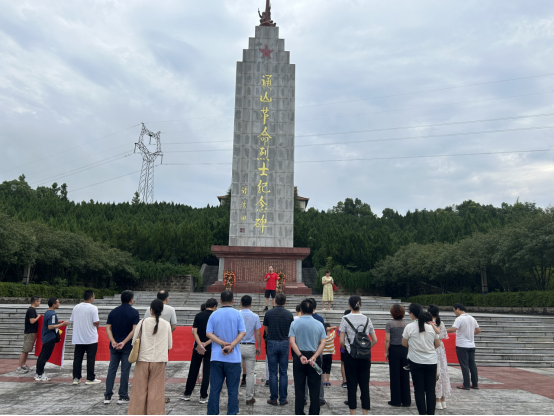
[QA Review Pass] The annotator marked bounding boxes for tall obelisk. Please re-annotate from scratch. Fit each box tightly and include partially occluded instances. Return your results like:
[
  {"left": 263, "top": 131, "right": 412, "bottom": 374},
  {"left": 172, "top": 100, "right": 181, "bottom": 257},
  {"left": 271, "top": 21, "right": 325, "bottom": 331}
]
[
  {"left": 228, "top": 0, "right": 295, "bottom": 248},
  {"left": 209, "top": 2, "right": 310, "bottom": 294}
]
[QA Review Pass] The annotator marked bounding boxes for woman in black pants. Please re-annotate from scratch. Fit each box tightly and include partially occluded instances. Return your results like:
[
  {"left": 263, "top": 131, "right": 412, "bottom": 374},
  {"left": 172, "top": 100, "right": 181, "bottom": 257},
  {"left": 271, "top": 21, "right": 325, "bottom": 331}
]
[
  {"left": 385, "top": 304, "right": 410, "bottom": 407},
  {"left": 402, "top": 308, "right": 441, "bottom": 415},
  {"left": 339, "top": 296, "right": 377, "bottom": 415}
]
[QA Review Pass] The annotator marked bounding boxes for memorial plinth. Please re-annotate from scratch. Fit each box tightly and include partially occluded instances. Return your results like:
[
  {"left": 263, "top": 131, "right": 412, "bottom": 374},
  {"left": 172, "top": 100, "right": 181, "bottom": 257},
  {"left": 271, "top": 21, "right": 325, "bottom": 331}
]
[{"left": 208, "top": 245, "right": 311, "bottom": 295}]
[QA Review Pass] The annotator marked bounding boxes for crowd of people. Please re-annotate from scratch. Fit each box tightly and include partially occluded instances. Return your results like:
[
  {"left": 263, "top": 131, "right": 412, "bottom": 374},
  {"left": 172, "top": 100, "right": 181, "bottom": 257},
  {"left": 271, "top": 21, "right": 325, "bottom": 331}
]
[{"left": 17, "top": 287, "right": 482, "bottom": 416}]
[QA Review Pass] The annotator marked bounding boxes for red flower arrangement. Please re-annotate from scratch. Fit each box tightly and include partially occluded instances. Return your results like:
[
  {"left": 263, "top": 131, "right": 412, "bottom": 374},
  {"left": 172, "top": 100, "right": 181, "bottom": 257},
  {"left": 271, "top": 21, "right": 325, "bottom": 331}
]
[
  {"left": 277, "top": 271, "right": 286, "bottom": 293},
  {"left": 224, "top": 269, "right": 236, "bottom": 290}
]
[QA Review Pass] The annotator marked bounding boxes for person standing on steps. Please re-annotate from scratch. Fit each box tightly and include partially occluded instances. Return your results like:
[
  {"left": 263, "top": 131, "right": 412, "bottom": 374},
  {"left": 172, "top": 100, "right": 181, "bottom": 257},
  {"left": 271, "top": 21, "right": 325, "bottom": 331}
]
[
  {"left": 104, "top": 290, "right": 140, "bottom": 405},
  {"left": 264, "top": 293, "right": 294, "bottom": 406},
  {"left": 183, "top": 298, "right": 218, "bottom": 404},
  {"left": 447, "top": 303, "right": 481, "bottom": 391},
  {"left": 239, "top": 295, "right": 262, "bottom": 405},
  {"left": 70, "top": 290, "right": 100, "bottom": 385},
  {"left": 321, "top": 270, "right": 334, "bottom": 311},
  {"left": 17, "top": 296, "right": 41, "bottom": 373},
  {"left": 289, "top": 298, "right": 327, "bottom": 415},
  {"left": 263, "top": 266, "right": 279, "bottom": 311},
  {"left": 206, "top": 291, "right": 246, "bottom": 416},
  {"left": 143, "top": 290, "right": 177, "bottom": 332},
  {"left": 35, "top": 298, "right": 68, "bottom": 382}
]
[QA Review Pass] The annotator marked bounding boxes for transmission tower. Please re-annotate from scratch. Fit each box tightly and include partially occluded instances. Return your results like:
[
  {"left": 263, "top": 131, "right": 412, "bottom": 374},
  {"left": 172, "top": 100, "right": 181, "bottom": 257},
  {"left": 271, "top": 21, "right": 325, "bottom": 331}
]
[{"left": 134, "top": 123, "right": 163, "bottom": 203}]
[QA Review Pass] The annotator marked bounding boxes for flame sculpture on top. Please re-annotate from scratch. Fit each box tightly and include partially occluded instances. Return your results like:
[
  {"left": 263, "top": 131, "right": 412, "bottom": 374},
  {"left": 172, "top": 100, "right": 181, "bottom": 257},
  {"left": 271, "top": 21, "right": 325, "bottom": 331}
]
[{"left": 258, "top": 0, "right": 276, "bottom": 27}]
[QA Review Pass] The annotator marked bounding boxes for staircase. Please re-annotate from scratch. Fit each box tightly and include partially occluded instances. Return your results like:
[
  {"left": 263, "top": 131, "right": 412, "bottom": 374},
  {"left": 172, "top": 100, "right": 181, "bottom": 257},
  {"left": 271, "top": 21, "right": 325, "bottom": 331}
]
[
  {"left": 302, "top": 268, "right": 317, "bottom": 291},
  {"left": 200, "top": 265, "right": 219, "bottom": 292},
  {"left": 2, "top": 293, "right": 554, "bottom": 367}
]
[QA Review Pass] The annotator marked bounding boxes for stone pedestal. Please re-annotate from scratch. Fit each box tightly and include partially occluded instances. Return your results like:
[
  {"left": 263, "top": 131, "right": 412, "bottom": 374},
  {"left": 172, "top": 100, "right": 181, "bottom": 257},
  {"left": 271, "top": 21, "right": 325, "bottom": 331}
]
[{"left": 208, "top": 245, "right": 311, "bottom": 295}]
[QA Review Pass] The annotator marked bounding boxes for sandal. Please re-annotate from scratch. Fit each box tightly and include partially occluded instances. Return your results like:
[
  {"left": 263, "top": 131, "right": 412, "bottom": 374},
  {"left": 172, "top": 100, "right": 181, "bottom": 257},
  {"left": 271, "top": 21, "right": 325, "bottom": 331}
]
[{"left": 165, "top": 397, "right": 170, "bottom": 403}]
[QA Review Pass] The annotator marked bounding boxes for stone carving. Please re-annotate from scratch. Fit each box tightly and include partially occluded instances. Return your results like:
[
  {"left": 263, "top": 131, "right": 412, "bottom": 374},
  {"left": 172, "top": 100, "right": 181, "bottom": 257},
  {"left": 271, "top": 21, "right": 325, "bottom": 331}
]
[{"left": 258, "top": 0, "right": 276, "bottom": 27}]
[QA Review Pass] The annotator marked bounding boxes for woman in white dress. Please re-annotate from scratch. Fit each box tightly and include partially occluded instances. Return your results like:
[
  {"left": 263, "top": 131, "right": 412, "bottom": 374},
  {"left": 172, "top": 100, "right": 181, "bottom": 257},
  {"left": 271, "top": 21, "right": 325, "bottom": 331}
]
[{"left": 428, "top": 305, "right": 451, "bottom": 410}]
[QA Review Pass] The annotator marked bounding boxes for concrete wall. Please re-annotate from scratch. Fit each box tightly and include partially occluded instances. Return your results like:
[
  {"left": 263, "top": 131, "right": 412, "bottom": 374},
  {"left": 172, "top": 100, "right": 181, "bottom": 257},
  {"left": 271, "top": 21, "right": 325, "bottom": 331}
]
[
  {"left": 229, "top": 25, "right": 295, "bottom": 248},
  {"left": 136, "top": 275, "right": 194, "bottom": 293}
]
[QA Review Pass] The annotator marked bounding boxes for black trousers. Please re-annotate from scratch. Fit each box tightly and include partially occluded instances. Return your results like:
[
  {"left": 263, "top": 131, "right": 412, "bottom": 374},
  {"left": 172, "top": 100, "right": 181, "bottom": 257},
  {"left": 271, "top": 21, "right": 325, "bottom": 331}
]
[
  {"left": 456, "top": 347, "right": 478, "bottom": 388},
  {"left": 36, "top": 339, "right": 56, "bottom": 376},
  {"left": 184, "top": 346, "right": 212, "bottom": 398},
  {"left": 293, "top": 351, "right": 322, "bottom": 415},
  {"left": 388, "top": 345, "right": 411, "bottom": 406},
  {"left": 344, "top": 352, "right": 371, "bottom": 410},
  {"left": 73, "top": 343, "right": 98, "bottom": 380},
  {"left": 410, "top": 361, "right": 437, "bottom": 415}
]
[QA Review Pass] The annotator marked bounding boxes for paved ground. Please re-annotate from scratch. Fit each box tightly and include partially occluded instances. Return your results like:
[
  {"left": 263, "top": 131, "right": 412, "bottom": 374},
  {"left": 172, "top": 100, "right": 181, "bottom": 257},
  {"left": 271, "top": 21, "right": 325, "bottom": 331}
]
[{"left": 0, "top": 359, "right": 553, "bottom": 415}]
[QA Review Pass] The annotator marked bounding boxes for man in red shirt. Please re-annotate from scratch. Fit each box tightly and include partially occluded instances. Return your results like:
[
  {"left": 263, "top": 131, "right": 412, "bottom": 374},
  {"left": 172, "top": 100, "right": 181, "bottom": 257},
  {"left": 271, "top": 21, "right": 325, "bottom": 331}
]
[{"left": 263, "top": 266, "right": 279, "bottom": 311}]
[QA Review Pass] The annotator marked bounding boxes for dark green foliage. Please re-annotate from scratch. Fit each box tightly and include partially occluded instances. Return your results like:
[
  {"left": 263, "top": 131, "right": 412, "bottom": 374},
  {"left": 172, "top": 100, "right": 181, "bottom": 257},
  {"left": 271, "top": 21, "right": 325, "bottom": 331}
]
[
  {"left": 0, "top": 282, "right": 116, "bottom": 299},
  {"left": 406, "top": 291, "right": 554, "bottom": 308}
]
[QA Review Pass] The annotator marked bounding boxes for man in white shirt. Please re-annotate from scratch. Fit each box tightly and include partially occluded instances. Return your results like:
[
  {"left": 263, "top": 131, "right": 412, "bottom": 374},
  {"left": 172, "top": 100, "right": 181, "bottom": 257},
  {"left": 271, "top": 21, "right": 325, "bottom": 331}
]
[
  {"left": 70, "top": 290, "right": 100, "bottom": 385},
  {"left": 447, "top": 303, "right": 481, "bottom": 390},
  {"left": 143, "top": 290, "right": 177, "bottom": 332}
]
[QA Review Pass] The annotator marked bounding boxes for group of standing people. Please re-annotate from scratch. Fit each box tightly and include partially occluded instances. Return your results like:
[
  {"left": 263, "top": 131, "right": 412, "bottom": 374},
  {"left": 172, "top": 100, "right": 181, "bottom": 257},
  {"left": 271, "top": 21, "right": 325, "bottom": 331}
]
[{"left": 385, "top": 302, "right": 481, "bottom": 415}]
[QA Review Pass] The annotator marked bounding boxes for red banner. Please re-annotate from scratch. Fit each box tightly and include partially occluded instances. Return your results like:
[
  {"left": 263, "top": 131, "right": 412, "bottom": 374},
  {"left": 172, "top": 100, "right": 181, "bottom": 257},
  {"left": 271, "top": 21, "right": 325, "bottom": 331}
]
[
  {"left": 34, "top": 315, "right": 68, "bottom": 367},
  {"left": 95, "top": 326, "right": 458, "bottom": 364}
]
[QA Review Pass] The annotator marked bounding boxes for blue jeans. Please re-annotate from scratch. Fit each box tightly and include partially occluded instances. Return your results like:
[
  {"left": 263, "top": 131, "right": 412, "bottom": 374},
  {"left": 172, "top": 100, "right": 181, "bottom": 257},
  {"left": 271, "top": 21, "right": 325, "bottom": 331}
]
[
  {"left": 104, "top": 348, "right": 132, "bottom": 399},
  {"left": 267, "top": 340, "right": 289, "bottom": 403},
  {"left": 207, "top": 361, "right": 241, "bottom": 415}
]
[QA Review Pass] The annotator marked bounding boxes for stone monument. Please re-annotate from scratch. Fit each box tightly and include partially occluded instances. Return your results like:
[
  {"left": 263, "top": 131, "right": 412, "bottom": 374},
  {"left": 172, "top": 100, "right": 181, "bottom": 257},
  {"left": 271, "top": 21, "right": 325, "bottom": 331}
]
[{"left": 209, "top": 1, "right": 311, "bottom": 294}]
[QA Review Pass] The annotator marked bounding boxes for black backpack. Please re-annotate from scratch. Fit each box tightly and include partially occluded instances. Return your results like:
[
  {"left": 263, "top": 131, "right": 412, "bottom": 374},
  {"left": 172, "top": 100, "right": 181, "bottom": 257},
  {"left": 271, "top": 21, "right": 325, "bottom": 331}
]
[{"left": 344, "top": 317, "right": 372, "bottom": 360}]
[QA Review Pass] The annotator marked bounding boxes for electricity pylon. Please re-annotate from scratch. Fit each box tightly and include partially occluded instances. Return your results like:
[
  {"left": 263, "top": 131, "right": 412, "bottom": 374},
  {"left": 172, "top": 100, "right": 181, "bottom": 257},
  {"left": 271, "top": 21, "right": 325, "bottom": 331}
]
[{"left": 134, "top": 123, "right": 163, "bottom": 204}]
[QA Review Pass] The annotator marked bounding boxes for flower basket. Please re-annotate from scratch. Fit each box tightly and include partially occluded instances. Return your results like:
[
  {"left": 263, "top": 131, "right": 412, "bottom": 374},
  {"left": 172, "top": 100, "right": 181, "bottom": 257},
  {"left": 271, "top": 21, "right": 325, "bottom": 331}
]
[
  {"left": 277, "top": 271, "right": 286, "bottom": 294},
  {"left": 224, "top": 269, "right": 236, "bottom": 291}
]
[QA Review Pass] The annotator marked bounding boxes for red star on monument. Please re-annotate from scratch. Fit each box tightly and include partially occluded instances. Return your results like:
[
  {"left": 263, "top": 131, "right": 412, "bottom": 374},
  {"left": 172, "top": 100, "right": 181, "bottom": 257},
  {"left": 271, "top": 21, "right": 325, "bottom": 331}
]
[{"left": 259, "top": 45, "right": 274, "bottom": 59}]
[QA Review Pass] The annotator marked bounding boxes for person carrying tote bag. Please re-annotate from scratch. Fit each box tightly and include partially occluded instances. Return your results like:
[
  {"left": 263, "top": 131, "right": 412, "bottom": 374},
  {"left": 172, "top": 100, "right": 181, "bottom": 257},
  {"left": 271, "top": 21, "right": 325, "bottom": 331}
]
[{"left": 128, "top": 299, "right": 172, "bottom": 415}]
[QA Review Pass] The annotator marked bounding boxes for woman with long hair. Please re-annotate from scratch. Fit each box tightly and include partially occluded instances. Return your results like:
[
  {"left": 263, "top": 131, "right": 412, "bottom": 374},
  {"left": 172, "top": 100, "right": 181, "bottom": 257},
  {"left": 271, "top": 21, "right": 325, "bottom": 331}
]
[
  {"left": 128, "top": 299, "right": 173, "bottom": 415},
  {"left": 385, "top": 304, "right": 410, "bottom": 407},
  {"left": 339, "top": 296, "right": 377, "bottom": 415},
  {"left": 428, "top": 305, "right": 451, "bottom": 409},
  {"left": 402, "top": 307, "right": 441, "bottom": 415}
]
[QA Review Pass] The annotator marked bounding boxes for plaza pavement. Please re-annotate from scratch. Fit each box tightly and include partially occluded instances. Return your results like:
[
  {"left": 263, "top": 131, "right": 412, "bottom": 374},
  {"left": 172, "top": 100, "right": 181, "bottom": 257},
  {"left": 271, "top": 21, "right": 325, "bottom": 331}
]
[{"left": 0, "top": 359, "right": 553, "bottom": 415}]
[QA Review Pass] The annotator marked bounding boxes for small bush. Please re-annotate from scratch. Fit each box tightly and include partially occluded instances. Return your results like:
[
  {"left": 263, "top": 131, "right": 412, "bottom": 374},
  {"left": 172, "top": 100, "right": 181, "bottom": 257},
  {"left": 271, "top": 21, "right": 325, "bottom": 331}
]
[
  {"left": 0, "top": 283, "right": 116, "bottom": 300},
  {"left": 406, "top": 291, "right": 554, "bottom": 308}
]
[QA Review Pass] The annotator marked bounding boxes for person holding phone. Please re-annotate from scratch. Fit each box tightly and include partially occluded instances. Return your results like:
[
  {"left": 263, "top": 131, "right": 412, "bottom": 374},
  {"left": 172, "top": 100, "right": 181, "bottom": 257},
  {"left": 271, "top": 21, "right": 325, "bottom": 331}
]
[{"left": 206, "top": 291, "right": 246, "bottom": 416}]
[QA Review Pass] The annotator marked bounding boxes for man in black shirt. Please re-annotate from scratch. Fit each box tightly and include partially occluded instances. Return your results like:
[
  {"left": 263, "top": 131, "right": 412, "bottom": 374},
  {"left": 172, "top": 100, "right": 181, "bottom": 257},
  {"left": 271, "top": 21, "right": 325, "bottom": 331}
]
[
  {"left": 183, "top": 298, "right": 218, "bottom": 404},
  {"left": 263, "top": 293, "right": 294, "bottom": 406},
  {"left": 18, "top": 296, "right": 41, "bottom": 373}
]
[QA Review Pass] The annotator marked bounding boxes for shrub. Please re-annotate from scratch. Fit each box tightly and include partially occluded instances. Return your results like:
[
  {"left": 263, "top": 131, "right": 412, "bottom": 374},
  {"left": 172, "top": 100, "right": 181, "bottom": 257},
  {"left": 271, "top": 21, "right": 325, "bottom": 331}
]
[
  {"left": 0, "top": 283, "right": 116, "bottom": 299},
  {"left": 406, "top": 291, "right": 554, "bottom": 307}
]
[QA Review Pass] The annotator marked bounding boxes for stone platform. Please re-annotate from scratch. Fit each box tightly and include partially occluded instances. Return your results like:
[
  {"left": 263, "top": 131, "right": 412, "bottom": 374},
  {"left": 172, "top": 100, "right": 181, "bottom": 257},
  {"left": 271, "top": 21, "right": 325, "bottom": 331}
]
[
  {"left": 0, "top": 359, "right": 553, "bottom": 415},
  {"left": 206, "top": 281, "right": 311, "bottom": 294}
]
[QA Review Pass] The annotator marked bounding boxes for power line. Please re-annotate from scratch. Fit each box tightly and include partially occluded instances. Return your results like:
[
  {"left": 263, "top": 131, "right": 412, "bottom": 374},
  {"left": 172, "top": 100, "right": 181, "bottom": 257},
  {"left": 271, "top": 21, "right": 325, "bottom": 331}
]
[
  {"left": 160, "top": 148, "right": 554, "bottom": 165},
  {"left": 143, "top": 73, "right": 554, "bottom": 124},
  {"left": 69, "top": 170, "right": 141, "bottom": 194},
  {"left": 160, "top": 123, "right": 554, "bottom": 153},
  {"left": 161, "top": 92, "right": 554, "bottom": 139},
  {"left": 0, "top": 124, "right": 140, "bottom": 175}
]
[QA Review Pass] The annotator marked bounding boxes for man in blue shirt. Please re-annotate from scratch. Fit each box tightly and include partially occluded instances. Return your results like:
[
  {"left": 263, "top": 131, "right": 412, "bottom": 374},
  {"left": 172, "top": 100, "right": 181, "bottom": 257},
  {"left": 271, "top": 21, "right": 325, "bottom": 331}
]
[
  {"left": 289, "top": 299, "right": 326, "bottom": 415},
  {"left": 239, "top": 295, "right": 261, "bottom": 405},
  {"left": 35, "top": 298, "right": 68, "bottom": 381},
  {"left": 206, "top": 291, "right": 246, "bottom": 415},
  {"left": 307, "top": 298, "right": 326, "bottom": 405},
  {"left": 104, "top": 290, "right": 140, "bottom": 404}
]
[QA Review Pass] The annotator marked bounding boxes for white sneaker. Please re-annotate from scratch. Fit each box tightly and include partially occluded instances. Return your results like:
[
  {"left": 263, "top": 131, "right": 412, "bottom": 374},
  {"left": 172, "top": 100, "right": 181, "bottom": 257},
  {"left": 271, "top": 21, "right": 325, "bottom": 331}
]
[
  {"left": 73, "top": 378, "right": 80, "bottom": 385},
  {"left": 22, "top": 365, "right": 30, "bottom": 371},
  {"left": 16, "top": 367, "right": 29, "bottom": 374},
  {"left": 35, "top": 374, "right": 51, "bottom": 382},
  {"left": 117, "top": 398, "right": 129, "bottom": 405},
  {"left": 436, "top": 402, "right": 443, "bottom": 410},
  {"left": 441, "top": 401, "right": 447, "bottom": 409},
  {"left": 85, "top": 379, "right": 101, "bottom": 385},
  {"left": 181, "top": 395, "right": 191, "bottom": 401},
  {"left": 199, "top": 396, "right": 208, "bottom": 404},
  {"left": 104, "top": 399, "right": 111, "bottom": 405}
]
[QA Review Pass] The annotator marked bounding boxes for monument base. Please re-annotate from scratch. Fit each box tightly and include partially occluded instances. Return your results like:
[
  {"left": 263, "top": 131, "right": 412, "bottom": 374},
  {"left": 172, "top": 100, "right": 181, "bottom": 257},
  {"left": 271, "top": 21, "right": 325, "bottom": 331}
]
[{"left": 209, "top": 246, "right": 311, "bottom": 295}]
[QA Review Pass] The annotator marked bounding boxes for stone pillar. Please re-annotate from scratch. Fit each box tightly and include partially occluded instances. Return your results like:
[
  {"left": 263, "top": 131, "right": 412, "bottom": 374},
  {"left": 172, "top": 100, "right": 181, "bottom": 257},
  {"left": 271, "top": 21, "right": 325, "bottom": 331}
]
[
  {"left": 229, "top": 26, "right": 295, "bottom": 248},
  {"left": 218, "top": 258, "right": 225, "bottom": 281},
  {"left": 296, "top": 259, "right": 302, "bottom": 283}
]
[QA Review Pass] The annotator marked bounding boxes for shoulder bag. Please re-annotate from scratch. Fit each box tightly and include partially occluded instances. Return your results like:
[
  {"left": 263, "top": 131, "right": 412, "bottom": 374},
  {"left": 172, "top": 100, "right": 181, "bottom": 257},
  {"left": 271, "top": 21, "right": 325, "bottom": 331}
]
[{"left": 128, "top": 319, "right": 144, "bottom": 364}]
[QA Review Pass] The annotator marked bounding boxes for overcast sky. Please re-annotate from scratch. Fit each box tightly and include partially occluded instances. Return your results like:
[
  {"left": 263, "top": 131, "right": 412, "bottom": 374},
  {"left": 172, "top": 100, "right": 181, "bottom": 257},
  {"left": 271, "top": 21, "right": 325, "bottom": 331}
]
[{"left": 2, "top": 0, "right": 554, "bottom": 215}]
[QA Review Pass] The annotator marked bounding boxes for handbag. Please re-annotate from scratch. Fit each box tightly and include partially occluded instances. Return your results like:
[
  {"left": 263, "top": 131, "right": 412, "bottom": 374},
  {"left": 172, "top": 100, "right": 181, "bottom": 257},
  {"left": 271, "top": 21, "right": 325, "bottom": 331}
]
[
  {"left": 332, "top": 283, "right": 338, "bottom": 291},
  {"left": 128, "top": 320, "right": 144, "bottom": 364}
]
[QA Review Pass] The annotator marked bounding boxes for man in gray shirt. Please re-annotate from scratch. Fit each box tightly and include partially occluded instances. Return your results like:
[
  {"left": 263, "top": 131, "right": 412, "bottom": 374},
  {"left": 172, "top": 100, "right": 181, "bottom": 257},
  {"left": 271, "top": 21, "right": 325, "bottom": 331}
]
[{"left": 143, "top": 290, "right": 177, "bottom": 332}]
